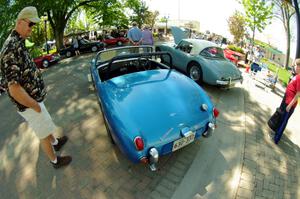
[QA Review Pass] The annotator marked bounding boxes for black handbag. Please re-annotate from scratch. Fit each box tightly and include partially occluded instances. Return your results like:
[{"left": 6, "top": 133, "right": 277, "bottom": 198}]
[{"left": 268, "top": 108, "right": 284, "bottom": 131}]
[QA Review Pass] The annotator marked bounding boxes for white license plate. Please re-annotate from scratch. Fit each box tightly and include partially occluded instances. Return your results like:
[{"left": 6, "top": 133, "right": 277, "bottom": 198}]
[{"left": 172, "top": 132, "right": 196, "bottom": 152}]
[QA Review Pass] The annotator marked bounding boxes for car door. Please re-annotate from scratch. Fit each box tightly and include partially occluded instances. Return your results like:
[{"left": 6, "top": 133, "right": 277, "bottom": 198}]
[
  {"left": 173, "top": 40, "right": 192, "bottom": 72},
  {"left": 79, "top": 39, "right": 91, "bottom": 52}
]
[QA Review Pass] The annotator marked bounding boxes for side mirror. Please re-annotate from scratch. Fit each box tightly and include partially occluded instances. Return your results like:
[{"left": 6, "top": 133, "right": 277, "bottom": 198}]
[{"left": 173, "top": 44, "right": 178, "bottom": 48}]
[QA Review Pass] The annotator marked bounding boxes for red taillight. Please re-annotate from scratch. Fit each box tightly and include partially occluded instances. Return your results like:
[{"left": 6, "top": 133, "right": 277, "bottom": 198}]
[
  {"left": 134, "top": 136, "right": 144, "bottom": 151},
  {"left": 213, "top": 108, "right": 219, "bottom": 118}
]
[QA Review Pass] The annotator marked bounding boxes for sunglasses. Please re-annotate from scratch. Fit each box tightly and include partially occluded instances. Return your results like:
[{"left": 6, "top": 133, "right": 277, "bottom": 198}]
[{"left": 22, "top": 19, "right": 36, "bottom": 28}]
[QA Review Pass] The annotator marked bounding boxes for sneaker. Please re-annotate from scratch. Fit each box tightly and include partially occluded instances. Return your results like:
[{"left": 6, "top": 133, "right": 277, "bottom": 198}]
[
  {"left": 51, "top": 156, "right": 72, "bottom": 169},
  {"left": 53, "top": 136, "right": 68, "bottom": 151}
]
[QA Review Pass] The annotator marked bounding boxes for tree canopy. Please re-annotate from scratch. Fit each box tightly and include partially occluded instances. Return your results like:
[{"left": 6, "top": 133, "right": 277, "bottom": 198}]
[
  {"left": 0, "top": 0, "right": 157, "bottom": 51},
  {"left": 228, "top": 11, "right": 246, "bottom": 45},
  {"left": 273, "top": 0, "right": 295, "bottom": 67},
  {"left": 241, "top": 0, "right": 274, "bottom": 49}
]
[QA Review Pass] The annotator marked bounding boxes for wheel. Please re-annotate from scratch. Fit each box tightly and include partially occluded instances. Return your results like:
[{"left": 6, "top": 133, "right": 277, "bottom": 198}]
[
  {"left": 117, "top": 41, "right": 123, "bottom": 46},
  {"left": 42, "top": 60, "right": 49, "bottom": 68},
  {"left": 91, "top": 46, "right": 98, "bottom": 52},
  {"left": 66, "top": 51, "right": 72, "bottom": 57},
  {"left": 188, "top": 63, "right": 203, "bottom": 83}
]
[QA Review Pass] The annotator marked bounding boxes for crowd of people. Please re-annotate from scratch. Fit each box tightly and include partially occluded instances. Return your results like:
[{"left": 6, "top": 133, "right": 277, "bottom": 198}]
[{"left": 127, "top": 22, "right": 154, "bottom": 46}]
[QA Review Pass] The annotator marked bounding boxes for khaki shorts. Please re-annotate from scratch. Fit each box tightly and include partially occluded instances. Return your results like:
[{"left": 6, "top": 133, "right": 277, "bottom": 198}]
[{"left": 18, "top": 102, "right": 57, "bottom": 139}]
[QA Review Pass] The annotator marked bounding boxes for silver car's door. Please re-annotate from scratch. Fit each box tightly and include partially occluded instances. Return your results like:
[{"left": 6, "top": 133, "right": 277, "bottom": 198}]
[{"left": 173, "top": 40, "right": 192, "bottom": 72}]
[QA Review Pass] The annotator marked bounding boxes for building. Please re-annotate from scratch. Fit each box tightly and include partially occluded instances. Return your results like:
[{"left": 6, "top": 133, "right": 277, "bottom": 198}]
[{"left": 153, "top": 19, "right": 200, "bottom": 35}]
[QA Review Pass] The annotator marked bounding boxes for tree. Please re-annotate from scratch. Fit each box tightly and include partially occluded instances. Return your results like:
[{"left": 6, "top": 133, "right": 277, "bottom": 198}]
[
  {"left": 144, "top": 10, "right": 159, "bottom": 29},
  {"left": 86, "top": 0, "right": 129, "bottom": 29},
  {"left": 273, "top": 0, "right": 295, "bottom": 68},
  {"left": 228, "top": 11, "right": 246, "bottom": 45},
  {"left": 125, "top": 0, "right": 150, "bottom": 28},
  {"left": 0, "top": 1, "right": 24, "bottom": 47},
  {"left": 241, "top": 0, "right": 274, "bottom": 51},
  {"left": 65, "top": 9, "right": 84, "bottom": 34},
  {"left": 0, "top": 0, "right": 102, "bottom": 50},
  {"left": 42, "top": 0, "right": 103, "bottom": 50},
  {"left": 292, "top": 0, "right": 300, "bottom": 58}
]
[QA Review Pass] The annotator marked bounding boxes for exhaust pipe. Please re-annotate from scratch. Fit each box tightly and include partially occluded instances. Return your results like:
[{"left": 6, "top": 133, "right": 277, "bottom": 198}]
[
  {"left": 203, "top": 122, "right": 215, "bottom": 137},
  {"left": 149, "top": 148, "right": 159, "bottom": 171}
]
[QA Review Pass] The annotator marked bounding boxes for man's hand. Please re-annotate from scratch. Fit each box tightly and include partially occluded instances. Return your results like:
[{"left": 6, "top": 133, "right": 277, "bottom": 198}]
[
  {"left": 8, "top": 83, "right": 41, "bottom": 112},
  {"left": 32, "top": 102, "right": 41, "bottom": 113}
]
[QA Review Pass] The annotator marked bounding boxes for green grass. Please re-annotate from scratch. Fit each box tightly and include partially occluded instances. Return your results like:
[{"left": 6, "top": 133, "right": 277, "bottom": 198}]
[
  {"left": 42, "top": 48, "right": 57, "bottom": 55},
  {"left": 227, "top": 45, "right": 244, "bottom": 54},
  {"left": 261, "top": 58, "right": 291, "bottom": 87}
]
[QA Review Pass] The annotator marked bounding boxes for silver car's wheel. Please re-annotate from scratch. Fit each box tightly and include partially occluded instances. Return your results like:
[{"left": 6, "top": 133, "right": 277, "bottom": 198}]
[
  {"left": 42, "top": 60, "right": 49, "bottom": 68},
  {"left": 91, "top": 46, "right": 98, "bottom": 52},
  {"left": 189, "top": 65, "right": 201, "bottom": 81}
]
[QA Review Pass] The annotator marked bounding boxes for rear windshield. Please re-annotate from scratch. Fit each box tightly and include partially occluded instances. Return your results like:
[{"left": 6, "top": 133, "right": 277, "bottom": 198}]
[{"left": 200, "top": 47, "right": 224, "bottom": 59}]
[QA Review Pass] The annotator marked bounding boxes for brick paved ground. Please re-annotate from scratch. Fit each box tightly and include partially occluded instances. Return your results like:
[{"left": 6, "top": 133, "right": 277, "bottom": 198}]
[
  {"left": 0, "top": 54, "right": 207, "bottom": 199},
  {"left": 1, "top": 54, "right": 300, "bottom": 199},
  {"left": 235, "top": 74, "right": 300, "bottom": 199}
]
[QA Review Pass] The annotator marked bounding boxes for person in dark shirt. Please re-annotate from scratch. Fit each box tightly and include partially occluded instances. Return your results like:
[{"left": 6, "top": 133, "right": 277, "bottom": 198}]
[{"left": 0, "top": 6, "right": 72, "bottom": 169}]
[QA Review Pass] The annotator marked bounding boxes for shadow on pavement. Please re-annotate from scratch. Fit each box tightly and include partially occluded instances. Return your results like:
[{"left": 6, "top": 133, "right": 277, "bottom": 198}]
[
  {"left": 235, "top": 79, "right": 300, "bottom": 199},
  {"left": 1, "top": 54, "right": 299, "bottom": 199}
]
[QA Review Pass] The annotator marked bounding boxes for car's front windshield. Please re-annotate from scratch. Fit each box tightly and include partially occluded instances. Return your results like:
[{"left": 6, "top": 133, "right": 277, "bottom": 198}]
[
  {"left": 96, "top": 46, "right": 153, "bottom": 66},
  {"left": 200, "top": 47, "right": 225, "bottom": 59}
]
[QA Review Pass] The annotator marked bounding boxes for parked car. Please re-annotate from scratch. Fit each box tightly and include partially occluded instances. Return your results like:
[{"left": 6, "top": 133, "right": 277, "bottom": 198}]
[
  {"left": 102, "top": 35, "right": 129, "bottom": 46},
  {"left": 33, "top": 53, "right": 60, "bottom": 68},
  {"left": 223, "top": 48, "right": 245, "bottom": 66},
  {"left": 90, "top": 46, "right": 219, "bottom": 171},
  {"left": 155, "top": 27, "right": 243, "bottom": 88},
  {"left": 59, "top": 39, "right": 104, "bottom": 57}
]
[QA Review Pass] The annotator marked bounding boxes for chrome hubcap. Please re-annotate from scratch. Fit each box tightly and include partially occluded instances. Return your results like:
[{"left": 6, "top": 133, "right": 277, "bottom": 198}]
[
  {"left": 43, "top": 61, "right": 49, "bottom": 68},
  {"left": 92, "top": 46, "right": 97, "bottom": 52},
  {"left": 190, "top": 66, "right": 200, "bottom": 80}
]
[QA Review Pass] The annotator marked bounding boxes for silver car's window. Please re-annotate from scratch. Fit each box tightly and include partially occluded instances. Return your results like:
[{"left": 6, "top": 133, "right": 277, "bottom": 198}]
[
  {"left": 177, "top": 41, "right": 193, "bottom": 54},
  {"left": 200, "top": 47, "right": 224, "bottom": 58}
]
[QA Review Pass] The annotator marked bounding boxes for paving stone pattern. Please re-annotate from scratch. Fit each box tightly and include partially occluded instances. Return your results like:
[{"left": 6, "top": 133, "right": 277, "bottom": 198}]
[
  {"left": 0, "top": 54, "right": 202, "bottom": 199},
  {"left": 235, "top": 76, "right": 300, "bottom": 199}
]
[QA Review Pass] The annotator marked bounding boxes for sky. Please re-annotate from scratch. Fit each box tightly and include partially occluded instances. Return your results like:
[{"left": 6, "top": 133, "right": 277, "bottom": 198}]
[{"left": 144, "top": 0, "right": 297, "bottom": 58}]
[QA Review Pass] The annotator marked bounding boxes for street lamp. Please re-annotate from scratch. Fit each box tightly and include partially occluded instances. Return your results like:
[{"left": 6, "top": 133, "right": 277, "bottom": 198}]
[
  {"left": 44, "top": 14, "right": 49, "bottom": 54},
  {"left": 163, "top": 15, "right": 169, "bottom": 36}
]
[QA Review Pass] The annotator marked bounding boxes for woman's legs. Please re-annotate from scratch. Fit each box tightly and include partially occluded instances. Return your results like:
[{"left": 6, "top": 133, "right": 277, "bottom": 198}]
[{"left": 274, "top": 96, "right": 295, "bottom": 144}]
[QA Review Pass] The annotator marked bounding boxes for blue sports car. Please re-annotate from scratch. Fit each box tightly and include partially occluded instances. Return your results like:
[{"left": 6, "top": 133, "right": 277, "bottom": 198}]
[
  {"left": 90, "top": 46, "right": 219, "bottom": 171},
  {"left": 155, "top": 27, "right": 243, "bottom": 88}
]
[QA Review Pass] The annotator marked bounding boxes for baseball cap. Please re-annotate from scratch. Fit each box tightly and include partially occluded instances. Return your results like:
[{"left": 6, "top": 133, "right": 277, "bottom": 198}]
[{"left": 17, "top": 6, "right": 40, "bottom": 23}]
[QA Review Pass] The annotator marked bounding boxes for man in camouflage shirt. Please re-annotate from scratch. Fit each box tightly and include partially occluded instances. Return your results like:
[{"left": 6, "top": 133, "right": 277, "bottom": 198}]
[{"left": 0, "top": 6, "right": 72, "bottom": 169}]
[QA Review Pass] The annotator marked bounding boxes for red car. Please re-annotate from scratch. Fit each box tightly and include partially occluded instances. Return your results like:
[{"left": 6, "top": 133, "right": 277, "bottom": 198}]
[
  {"left": 102, "top": 36, "right": 129, "bottom": 46},
  {"left": 223, "top": 49, "right": 245, "bottom": 66},
  {"left": 33, "top": 53, "right": 60, "bottom": 68}
]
